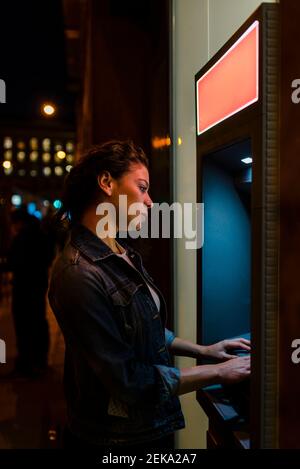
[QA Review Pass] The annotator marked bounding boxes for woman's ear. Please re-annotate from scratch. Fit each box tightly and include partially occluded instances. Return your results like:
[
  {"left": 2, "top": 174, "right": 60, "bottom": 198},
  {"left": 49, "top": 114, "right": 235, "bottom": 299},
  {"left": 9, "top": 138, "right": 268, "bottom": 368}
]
[{"left": 97, "top": 171, "right": 113, "bottom": 196}]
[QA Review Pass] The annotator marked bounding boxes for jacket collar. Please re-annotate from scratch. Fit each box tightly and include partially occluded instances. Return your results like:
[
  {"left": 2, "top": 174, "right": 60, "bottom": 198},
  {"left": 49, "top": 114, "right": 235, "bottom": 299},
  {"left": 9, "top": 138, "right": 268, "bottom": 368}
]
[{"left": 70, "top": 223, "right": 138, "bottom": 262}]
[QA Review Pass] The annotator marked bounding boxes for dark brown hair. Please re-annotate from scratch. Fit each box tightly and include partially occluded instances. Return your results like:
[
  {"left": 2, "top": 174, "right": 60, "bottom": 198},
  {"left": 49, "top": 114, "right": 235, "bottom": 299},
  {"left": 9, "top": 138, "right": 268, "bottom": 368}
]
[{"left": 56, "top": 140, "right": 149, "bottom": 227}]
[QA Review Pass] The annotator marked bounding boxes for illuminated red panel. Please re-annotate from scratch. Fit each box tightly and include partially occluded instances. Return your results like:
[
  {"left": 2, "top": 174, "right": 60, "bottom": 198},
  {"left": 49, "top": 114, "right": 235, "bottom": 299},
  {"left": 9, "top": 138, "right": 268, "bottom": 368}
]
[{"left": 197, "top": 21, "right": 259, "bottom": 135}]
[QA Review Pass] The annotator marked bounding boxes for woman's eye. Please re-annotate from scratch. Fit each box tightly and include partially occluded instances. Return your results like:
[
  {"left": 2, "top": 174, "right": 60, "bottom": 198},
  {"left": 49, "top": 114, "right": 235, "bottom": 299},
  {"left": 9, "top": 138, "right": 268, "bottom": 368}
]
[{"left": 139, "top": 186, "right": 147, "bottom": 193}]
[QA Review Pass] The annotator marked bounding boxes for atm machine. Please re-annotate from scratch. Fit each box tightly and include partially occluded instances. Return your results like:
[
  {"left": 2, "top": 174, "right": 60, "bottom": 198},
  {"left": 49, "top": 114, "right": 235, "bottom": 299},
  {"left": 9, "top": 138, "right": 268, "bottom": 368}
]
[{"left": 195, "top": 4, "right": 279, "bottom": 448}]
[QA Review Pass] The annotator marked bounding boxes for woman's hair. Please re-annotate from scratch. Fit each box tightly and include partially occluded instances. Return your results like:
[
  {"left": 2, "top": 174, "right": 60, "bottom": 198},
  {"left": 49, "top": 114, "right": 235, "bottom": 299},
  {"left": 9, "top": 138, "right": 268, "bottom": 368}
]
[{"left": 55, "top": 140, "right": 149, "bottom": 227}]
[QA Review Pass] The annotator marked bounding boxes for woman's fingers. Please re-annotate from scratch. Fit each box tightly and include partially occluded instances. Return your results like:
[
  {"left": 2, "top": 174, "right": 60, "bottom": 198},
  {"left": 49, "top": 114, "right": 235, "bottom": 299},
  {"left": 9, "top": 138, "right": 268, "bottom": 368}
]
[
  {"left": 223, "top": 353, "right": 239, "bottom": 360},
  {"left": 226, "top": 339, "right": 251, "bottom": 351}
]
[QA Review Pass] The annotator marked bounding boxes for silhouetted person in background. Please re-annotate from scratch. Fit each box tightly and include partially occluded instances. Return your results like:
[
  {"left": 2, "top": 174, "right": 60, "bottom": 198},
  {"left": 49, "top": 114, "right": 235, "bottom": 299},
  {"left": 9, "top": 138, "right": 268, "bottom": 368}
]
[{"left": 8, "top": 207, "right": 55, "bottom": 377}]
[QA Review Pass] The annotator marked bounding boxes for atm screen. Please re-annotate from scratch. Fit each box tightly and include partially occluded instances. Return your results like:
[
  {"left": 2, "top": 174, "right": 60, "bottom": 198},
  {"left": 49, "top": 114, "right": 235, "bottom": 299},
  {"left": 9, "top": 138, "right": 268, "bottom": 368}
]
[{"left": 201, "top": 139, "right": 252, "bottom": 346}]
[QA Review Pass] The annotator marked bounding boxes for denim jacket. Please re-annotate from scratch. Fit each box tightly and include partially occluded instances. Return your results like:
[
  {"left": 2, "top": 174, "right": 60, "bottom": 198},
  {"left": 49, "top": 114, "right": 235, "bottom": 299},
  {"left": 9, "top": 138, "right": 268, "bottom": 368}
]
[{"left": 48, "top": 224, "right": 185, "bottom": 446}]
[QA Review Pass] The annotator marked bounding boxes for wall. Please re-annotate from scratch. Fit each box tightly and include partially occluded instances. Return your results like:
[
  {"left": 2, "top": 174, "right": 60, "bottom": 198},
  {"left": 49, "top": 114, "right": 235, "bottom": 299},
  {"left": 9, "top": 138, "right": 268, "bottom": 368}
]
[
  {"left": 78, "top": 0, "right": 174, "bottom": 336},
  {"left": 279, "top": 0, "right": 300, "bottom": 448},
  {"left": 171, "top": 0, "right": 278, "bottom": 450}
]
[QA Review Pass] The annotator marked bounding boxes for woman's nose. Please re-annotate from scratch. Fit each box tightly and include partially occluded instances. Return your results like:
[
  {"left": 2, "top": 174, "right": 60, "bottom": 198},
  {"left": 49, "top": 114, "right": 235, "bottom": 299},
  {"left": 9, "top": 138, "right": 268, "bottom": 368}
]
[{"left": 145, "top": 194, "right": 153, "bottom": 209}]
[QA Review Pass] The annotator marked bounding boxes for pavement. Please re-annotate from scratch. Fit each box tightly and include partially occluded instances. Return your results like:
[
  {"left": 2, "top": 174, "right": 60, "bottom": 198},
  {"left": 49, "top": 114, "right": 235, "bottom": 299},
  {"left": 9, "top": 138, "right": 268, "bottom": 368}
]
[{"left": 0, "top": 276, "right": 66, "bottom": 449}]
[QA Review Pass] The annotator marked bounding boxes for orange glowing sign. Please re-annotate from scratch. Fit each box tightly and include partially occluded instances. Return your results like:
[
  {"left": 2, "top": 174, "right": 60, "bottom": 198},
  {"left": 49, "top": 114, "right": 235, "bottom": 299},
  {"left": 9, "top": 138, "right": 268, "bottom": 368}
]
[{"left": 196, "top": 21, "right": 259, "bottom": 136}]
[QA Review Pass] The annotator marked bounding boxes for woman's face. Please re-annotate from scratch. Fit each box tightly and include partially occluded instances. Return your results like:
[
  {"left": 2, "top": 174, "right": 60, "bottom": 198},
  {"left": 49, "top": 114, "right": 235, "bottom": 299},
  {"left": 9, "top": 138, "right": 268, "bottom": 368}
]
[{"left": 110, "top": 163, "right": 153, "bottom": 232}]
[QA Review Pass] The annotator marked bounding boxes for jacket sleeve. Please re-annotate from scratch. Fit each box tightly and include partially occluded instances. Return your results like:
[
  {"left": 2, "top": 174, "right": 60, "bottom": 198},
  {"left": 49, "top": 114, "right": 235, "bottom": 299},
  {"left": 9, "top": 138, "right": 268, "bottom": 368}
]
[
  {"left": 165, "top": 328, "right": 176, "bottom": 348},
  {"left": 49, "top": 264, "right": 180, "bottom": 407}
]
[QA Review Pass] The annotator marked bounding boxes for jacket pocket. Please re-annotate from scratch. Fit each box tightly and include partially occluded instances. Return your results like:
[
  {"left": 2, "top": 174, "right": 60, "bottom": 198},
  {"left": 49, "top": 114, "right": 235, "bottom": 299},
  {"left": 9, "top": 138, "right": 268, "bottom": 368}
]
[
  {"left": 109, "top": 283, "right": 142, "bottom": 346},
  {"left": 115, "top": 305, "right": 137, "bottom": 345},
  {"left": 109, "top": 280, "right": 143, "bottom": 307}
]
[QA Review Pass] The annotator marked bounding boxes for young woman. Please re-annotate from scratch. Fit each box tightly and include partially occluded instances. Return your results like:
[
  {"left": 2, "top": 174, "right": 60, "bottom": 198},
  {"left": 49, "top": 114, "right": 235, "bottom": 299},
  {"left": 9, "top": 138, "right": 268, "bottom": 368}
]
[{"left": 48, "top": 140, "right": 250, "bottom": 450}]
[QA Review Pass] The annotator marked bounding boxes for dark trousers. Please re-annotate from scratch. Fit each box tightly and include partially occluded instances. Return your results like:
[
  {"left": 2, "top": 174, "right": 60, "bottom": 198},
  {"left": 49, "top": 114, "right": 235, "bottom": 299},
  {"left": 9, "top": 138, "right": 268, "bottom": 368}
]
[
  {"left": 62, "top": 426, "right": 174, "bottom": 451},
  {"left": 12, "top": 283, "right": 49, "bottom": 371}
]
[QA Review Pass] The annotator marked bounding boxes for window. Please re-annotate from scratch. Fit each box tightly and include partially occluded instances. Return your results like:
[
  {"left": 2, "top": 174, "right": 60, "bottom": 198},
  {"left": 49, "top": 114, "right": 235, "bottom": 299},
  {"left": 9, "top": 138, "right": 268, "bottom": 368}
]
[
  {"left": 3, "top": 137, "right": 12, "bottom": 149},
  {"left": 42, "top": 138, "right": 51, "bottom": 151},
  {"left": 17, "top": 141, "right": 26, "bottom": 150},
  {"left": 17, "top": 151, "right": 26, "bottom": 162},
  {"left": 42, "top": 152, "right": 51, "bottom": 163},
  {"left": 43, "top": 167, "right": 51, "bottom": 176},
  {"left": 4, "top": 150, "right": 12, "bottom": 160},
  {"left": 66, "top": 154, "right": 74, "bottom": 163},
  {"left": 30, "top": 138, "right": 38, "bottom": 150},
  {"left": 29, "top": 151, "right": 39, "bottom": 162},
  {"left": 54, "top": 166, "right": 63, "bottom": 176},
  {"left": 66, "top": 141, "right": 74, "bottom": 152},
  {"left": 54, "top": 143, "right": 63, "bottom": 151},
  {"left": 4, "top": 164, "right": 13, "bottom": 175}
]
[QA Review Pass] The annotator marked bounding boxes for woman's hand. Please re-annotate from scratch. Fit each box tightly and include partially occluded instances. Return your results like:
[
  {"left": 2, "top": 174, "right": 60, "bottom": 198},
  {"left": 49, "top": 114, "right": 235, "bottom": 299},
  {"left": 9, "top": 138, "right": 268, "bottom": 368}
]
[
  {"left": 217, "top": 355, "right": 251, "bottom": 384},
  {"left": 202, "top": 338, "right": 251, "bottom": 361},
  {"left": 177, "top": 355, "right": 251, "bottom": 395}
]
